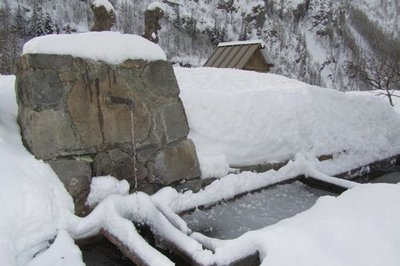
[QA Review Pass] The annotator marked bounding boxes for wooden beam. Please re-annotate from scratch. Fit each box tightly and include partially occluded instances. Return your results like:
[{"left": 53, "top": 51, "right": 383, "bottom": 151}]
[{"left": 101, "top": 229, "right": 151, "bottom": 266}]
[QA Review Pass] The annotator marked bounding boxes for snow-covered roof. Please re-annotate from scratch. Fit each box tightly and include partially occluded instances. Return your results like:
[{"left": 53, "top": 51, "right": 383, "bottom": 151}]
[
  {"left": 22, "top": 32, "right": 167, "bottom": 64},
  {"left": 218, "top": 39, "right": 265, "bottom": 48},
  {"left": 92, "top": 0, "right": 114, "bottom": 12},
  {"left": 205, "top": 39, "right": 273, "bottom": 70}
]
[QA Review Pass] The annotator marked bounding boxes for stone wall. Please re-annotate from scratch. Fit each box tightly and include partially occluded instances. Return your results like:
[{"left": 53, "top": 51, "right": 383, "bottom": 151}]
[{"left": 16, "top": 54, "right": 201, "bottom": 215}]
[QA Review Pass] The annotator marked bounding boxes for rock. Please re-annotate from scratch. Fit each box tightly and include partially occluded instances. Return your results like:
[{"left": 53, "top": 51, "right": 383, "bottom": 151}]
[
  {"left": 150, "top": 139, "right": 201, "bottom": 185},
  {"left": 49, "top": 159, "right": 92, "bottom": 216},
  {"left": 142, "top": 60, "right": 180, "bottom": 98},
  {"left": 142, "top": 6, "right": 164, "bottom": 43},
  {"left": 137, "top": 145, "right": 159, "bottom": 163},
  {"left": 17, "top": 107, "right": 80, "bottom": 160},
  {"left": 19, "top": 54, "right": 73, "bottom": 71},
  {"left": 93, "top": 149, "right": 136, "bottom": 181},
  {"left": 160, "top": 100, "right": 190, "bottom": 143},
  {"left": 16, "top": 54, "right": 201, "bottom": 213},
  {"left": 16, "top": 69, "right": 66, "bottom": 110},
  {"left": 91, "top": 3, "right": 116, "bottom": 32}
]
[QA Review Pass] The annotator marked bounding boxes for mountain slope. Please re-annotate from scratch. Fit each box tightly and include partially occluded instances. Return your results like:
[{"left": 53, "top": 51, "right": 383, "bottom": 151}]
[{"left": 0, "top": 0, "right": 399, "bottom": 91}]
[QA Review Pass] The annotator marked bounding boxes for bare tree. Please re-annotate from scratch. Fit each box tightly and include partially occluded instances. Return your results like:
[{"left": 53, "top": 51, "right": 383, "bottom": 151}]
[{"left": 349, "top": 53, "right": 400, "bottom": 106}]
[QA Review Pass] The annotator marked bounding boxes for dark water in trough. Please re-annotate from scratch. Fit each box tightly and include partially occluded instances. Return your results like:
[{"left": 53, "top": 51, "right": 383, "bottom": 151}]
[
  {"left": 181, "top": 181, "right": 336, "bottom": 239},
  {"left": 80, "top": 172, "right": 400, "bottom": 265}
]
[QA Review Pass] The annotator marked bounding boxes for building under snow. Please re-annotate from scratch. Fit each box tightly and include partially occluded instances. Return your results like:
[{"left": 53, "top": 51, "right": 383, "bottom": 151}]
[{"left": 204, "top": 40, "right": 274, "bottom": 73}]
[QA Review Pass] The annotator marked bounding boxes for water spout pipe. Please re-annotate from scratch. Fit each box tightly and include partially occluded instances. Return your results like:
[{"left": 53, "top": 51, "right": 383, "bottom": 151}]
[
  {"left": 104, "top": 93, "right": 137, "bottom": 190},
  {"left": 105, "top": 94, "right": 135, "bottom": 110}
]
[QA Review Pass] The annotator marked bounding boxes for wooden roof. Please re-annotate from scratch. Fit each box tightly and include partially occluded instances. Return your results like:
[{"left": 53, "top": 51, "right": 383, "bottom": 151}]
[{"left": 204, "top": 40, "right": 274, "bottom": 69}]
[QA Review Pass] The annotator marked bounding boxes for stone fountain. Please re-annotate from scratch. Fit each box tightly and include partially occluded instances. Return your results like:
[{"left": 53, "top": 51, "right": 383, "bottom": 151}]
[{"left": 16, "top": 52, "right": 201, "bottom": 215}]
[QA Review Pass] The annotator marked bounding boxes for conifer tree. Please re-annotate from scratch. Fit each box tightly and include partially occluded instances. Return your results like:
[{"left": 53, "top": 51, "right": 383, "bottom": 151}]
[
  {"left": 44, "top": 13, "right": 55, "bottom": 35},
  {"left": 13, "top": 4, "right": 26, "bottom": 37},
  {"left": 30, "top": 2, "right": 45, "bottom": 37},
  {"left": 0, "top": 0, "right": 12, "bottom": 73}
]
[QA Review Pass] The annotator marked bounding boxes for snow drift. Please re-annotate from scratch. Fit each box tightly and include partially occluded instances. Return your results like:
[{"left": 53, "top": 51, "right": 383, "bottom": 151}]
[
  {"left": 0, "top": 76, "right": 78, "bottom": 265},
  {"left": 176, "top": 67, "right": 400, "bottom": 177}
]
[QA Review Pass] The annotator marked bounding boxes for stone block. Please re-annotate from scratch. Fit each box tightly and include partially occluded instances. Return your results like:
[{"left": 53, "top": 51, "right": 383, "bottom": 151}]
[
  {"left": 142, "top": 60, "right": 180, "bottom": 97},
  {"left": 49, "top": 159, "right": 92, "bottom": 216},
  {"left": 161, "top": 100, "right": 190, "bottom": 143},
  {"left": 150, "top": 139, "right": 201, "bottom": 185},
  {"left": 18, "top": 107, "right": 81, "bottom": 160},
  {"left": 137, "top": 146, "right": 159, "bottom": 163},
  {"left": 22, "top": 54, "right": 73, "bottom": 70},
  {"left": 18, "top": 70, "right": 65, "bottom": 110},
  {"left": 93, "top": 149, "right": 135, "bottom": 180},
  {"left": 16, "top": 54, "right": 202, "bottom": 205}
]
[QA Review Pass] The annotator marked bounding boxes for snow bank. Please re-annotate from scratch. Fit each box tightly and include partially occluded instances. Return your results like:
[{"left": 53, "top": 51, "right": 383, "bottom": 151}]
[
  {"left": 92, "top": 0, "right": 114, "bottom": 12},
  {"left": 23, "top": 32, "right": 167, "bottom": 65},
  {"left": 86, "top": 176, "right": 130, "bottom": 207},
  {"left": 27, "top": 231, "right": 84, "bottom": 266},
  {"left": 197, "top": 154, "right": 234, "bottom": 179},
  {"left": 0, "top": 75, "right": 76, "bottom": 265},
  {"left": 154, "top": 153, "right": 356, "bottom": 215},
  {"left": 349, "top": 90, "right": 400, "bottom": 114},
  {"left": 176, "top": 67, "right": 400, "bottom": 176}
]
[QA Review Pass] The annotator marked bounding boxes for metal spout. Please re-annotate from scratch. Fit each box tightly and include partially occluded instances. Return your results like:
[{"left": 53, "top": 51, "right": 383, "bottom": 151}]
[{"left": 105, "top": 93, "right": 135, "bottom": 110}]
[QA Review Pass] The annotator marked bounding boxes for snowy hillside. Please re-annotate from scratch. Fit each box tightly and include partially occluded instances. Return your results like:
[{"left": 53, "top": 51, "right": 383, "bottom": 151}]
[
  {"left": 351, "top": 0, "right": 400, "bottom": 39},
  {"left": 1, "top": 0, "right": 399, "bottom": 91}
]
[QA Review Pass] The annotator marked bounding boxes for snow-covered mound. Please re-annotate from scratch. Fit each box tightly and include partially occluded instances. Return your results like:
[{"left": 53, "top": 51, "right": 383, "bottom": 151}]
[
  {"left": 0, "top": 76, "right": 80, "bottom": 265},
  {"left": 176, "top": 67, "right": 400, "bottom": 176},
  {"left": 86, "top": 176, "right": 130, "bottom": 207},
  {"left": 23, "top": 32, "right": 167, "bottom": 64}
]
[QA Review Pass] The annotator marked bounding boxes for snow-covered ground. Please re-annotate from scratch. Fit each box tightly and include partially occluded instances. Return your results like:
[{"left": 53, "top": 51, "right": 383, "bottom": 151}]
[
  {"left": 0, "top": 76, "right": 81, "bottom": 265},
  {"left": 1, "top": 63, "right": 400, "bottom": 266},
  {"left": 348, "top": 90, "right": 400, "bottom": 114},
  {"left": 176, "top": 67, "right": 400, "bottom": 178}
]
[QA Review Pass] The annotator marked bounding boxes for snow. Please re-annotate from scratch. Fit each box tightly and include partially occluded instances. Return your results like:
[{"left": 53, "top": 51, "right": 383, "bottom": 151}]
[
  {"left": 176, "top": 67, "right": 400, "bottom": 177},
  {"left": 218, "top": 39, "right": 265, "bottom": 48},
  {"left": 67, "top": 192, "right": 215, "bottom": 266},
  {"left": 0, "top": 75, "right": 77, "bottom": 266},
  {"left": 349, "top": 90, "right": 400, "bottom": 114},
  {"left": 193, "top": 184, "right": 400, "bottom": 266},
  {"left": 197, "top": 154, "right": 235, "bottom": 179},
  {"left": 147, "top": 2, "right": 165, "bottom": 11},
  {"left": 23, "top": 32, "right": 167, "bottom": 65},
  {"left": 155, "top": 153, "right": 357, "bottom": 216},
  {"left": 86, "top": 176, "right": 130, "bottom": 207},
  {"left": 1, "top": 66, "right": 400, "bottom": 266},
  {"left": 92, "top": 0, "right": 114, "bottom": 12},
  {"left": 27, "top": 231, "right": 84, "bottom": 266}
]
